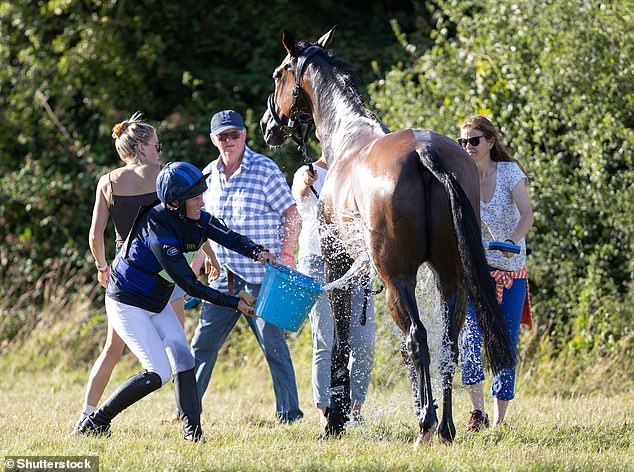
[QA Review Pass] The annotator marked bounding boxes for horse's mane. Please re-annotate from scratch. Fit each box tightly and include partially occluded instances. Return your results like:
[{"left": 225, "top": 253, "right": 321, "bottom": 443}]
[{"left": 298, "top": 41, "right": 386, "bottom": 130}]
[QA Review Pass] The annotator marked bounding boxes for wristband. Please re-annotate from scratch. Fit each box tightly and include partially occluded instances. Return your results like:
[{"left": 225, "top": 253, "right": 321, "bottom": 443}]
[
  {"left": 95, "top": 261, "right": 108, "bottom": 272},
  {"left": 280, "top": 251, "right": 295, "bottom": 260}
]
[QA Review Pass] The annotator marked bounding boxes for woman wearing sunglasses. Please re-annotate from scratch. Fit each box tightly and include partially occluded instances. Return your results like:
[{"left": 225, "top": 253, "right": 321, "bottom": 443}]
[{"left": 457, "top": 114, "right": 534, "bottom": 430}]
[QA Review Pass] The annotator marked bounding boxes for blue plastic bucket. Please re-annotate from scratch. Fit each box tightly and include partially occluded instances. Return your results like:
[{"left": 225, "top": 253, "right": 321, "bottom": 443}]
[{"left": 255, "top": 264, "right": 323, "bottom": 332}]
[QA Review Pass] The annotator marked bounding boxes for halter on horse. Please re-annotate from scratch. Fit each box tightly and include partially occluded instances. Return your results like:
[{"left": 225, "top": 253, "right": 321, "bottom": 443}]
[{"left": 260, "top": 27, "right": 516, "bottom": 446}]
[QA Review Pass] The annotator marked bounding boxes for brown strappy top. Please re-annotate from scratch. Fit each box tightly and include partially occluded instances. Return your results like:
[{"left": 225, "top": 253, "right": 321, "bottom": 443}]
[{"left": 108, "top": 172, "right": 157, "bottom": 250}]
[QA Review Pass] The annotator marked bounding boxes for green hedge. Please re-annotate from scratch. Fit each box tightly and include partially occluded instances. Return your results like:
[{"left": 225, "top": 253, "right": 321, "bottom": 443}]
[{"left": 1, "top": 1, "right": 632, "bottom": 376}]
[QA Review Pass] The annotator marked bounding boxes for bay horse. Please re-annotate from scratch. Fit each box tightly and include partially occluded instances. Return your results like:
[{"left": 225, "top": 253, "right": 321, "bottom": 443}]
[{"left": 260, "top": 27, "right": 516, "bottom": 446}]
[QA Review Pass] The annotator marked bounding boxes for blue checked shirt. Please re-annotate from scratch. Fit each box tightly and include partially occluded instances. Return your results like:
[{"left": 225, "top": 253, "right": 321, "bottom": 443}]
[{"left": 202, "top": 146, "right": 295, "bottom": 284}]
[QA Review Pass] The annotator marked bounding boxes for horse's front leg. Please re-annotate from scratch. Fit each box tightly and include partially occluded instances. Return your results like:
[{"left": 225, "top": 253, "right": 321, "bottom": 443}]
[{"left": 321, "top": 253, "right": 353, "bottom": 438}]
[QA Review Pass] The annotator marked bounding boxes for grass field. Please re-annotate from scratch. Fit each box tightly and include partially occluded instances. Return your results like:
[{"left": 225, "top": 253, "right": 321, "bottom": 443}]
[
  {"left": 1, "top": 286, "right": 632, "bottom": 471},
  {"left": 1, "top": 350, "right": 633, "bottom": 472}
]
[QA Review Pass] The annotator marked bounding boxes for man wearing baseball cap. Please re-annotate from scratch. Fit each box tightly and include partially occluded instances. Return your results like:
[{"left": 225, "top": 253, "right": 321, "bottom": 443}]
[
  {"left": 209, "top": 109, "right": 245, "bottom": 135},
  {"left": 190, "top": 109, "right": 303, "bottom": 423}
]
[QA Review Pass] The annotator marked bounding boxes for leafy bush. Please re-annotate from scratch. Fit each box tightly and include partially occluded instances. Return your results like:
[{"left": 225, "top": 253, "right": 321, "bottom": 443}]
[{"left": 1, "top": 0, "right": 632, "bottom": 385}]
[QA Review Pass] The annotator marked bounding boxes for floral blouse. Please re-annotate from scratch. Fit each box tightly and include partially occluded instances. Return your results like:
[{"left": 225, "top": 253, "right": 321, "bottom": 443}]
[{"left": 481, "top": 161, "right": 528, "bottom": 271}]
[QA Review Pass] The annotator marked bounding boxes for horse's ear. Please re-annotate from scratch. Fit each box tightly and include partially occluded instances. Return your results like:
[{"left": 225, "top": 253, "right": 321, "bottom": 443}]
[
  {"left": 316, "top": 26, "right": 336, "bottom": 49},
  {"left": 282, "top": 30, "right": 298, "bottom": 57}
]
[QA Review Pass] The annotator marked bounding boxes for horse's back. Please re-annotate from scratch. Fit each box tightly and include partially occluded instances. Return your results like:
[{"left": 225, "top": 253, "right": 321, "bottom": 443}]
[
  {"left": 357, "top": 128, "right": 478, "bottom": 215},
  {"left": 367, "top": 129, "right": 478, "bottom": 199}
]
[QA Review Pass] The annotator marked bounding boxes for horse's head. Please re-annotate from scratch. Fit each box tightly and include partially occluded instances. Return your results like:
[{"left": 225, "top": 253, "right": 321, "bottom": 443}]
[{"left": 260, "top": 27, "right": 336, "bottom": 147}]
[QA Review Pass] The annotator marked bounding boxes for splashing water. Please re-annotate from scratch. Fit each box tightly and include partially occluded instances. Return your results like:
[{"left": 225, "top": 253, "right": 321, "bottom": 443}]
[
  {"left": 321, "top": 252, "right": 373, "bottom": 292},
  {"left": 316, "top": 210, "right": 455, "bottom": 401},
  {"left": 353, "top": 265, "right": 454, "bottom": 434},
  {"left": 319, "top": 211, "right": 374, "bottom": 292},
  {"left": 414, "top": 264, "right": 455, "bottom": 398}
]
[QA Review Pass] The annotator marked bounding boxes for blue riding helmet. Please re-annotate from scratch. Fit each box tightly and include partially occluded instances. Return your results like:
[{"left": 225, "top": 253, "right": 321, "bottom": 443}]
[{"left": 157, "top": 162, "right": 209, "bottom": 205}]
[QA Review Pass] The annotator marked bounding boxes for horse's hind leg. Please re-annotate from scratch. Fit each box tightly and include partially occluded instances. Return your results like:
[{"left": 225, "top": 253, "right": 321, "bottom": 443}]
[
  {"left": 436, "top": 286, "right": 466, "bottom": 443},
  {"left": 387, "top": 280, "right": 438, "bottom": 446},
  {"left": 401, "top": 339, "right": 421, "bottom": 417},
  {"left": 428, "top": 243, "right": 468, "bottom": 443}
]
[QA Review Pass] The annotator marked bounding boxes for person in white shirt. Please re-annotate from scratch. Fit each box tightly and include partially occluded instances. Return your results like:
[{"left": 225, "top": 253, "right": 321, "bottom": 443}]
[{"left": 292, "top": 157, "right": 376, "bottom": 425}]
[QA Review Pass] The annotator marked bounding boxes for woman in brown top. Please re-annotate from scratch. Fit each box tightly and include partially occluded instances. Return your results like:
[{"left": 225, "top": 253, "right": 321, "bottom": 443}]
[{"left": 75, "top": 112, "right": 218, "bottom": 430}]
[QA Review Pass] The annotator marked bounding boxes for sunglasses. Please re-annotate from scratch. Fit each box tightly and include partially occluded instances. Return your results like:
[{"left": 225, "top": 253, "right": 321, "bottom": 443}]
[
  {"left": 458, "top": 135, "right": 486, "bottom": 148},
  {"left": 217, "top": 130, "right": 242, "bottom": 142}
]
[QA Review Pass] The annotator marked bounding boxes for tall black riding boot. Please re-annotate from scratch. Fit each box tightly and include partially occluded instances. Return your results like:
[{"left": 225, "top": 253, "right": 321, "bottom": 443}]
[
  {"left": 76, "top": 370, "right": 162, "bottom": 437},
  {"left": 174, "top": 368, "right": 203, "bottom": 442}
]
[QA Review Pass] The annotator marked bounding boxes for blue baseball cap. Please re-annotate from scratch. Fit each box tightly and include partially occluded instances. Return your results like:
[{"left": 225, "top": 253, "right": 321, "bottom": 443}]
[{"left": 210, "top": 110, "right": 245, "bottom": 135}]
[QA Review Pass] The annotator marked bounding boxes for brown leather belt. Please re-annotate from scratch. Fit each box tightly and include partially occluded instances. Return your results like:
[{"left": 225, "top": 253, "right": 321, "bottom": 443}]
[{"left": 227, "top": 269, "right": 235, "bottom": 296}]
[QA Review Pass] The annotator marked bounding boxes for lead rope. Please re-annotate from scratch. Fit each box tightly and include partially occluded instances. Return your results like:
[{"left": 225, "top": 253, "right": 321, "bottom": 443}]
[
  {"left": 360, "top": 275, "right": 384, "bottom": 326},
  {"left": 297, "top": 123, "right": 320, "bottom": 199}
]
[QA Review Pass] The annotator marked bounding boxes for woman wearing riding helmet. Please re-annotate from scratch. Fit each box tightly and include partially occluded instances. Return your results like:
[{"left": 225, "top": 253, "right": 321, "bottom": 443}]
[{"left": 75, "top": 161, "right": 275, "bottom": 442}]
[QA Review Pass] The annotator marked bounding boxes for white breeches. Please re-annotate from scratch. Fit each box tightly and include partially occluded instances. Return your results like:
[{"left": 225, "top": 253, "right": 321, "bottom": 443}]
[{"left": 105, "top": 296, "right": 194, "bottom": 384}]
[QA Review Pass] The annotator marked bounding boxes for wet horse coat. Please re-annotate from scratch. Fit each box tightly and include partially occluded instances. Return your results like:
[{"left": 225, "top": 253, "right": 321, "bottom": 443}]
[{"left": 260, "top": 28, "right": 515, "bottom": 445}]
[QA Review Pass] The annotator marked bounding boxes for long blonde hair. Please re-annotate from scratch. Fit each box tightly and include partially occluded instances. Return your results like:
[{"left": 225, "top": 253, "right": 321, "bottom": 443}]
[{"left": 111, "top": 112, "right": 155, "bottom": 164}]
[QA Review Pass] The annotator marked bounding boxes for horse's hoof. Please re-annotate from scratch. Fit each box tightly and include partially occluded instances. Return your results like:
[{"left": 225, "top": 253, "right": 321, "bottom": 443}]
[
  {"left": 438, "top": 422, "right": 456, "bottom": 444},
  {"left": 438, "top": 434, "right": 454, "bottom": 445},
  {"left": 414, "top": 431, "right": 434, "bottom": 448},
  {"left": 318, "top": 411, "right": 347, "bottom": 440},
  {"left": 317, "top": 431, "right": 335, "bottom": 440},
  {"left": 317, "top": 425, "right": 345, "bottom": 440}
]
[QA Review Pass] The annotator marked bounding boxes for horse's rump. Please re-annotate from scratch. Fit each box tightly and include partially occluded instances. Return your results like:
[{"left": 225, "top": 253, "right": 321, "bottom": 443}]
[{"left": 345, "top": 130, "right": 477, "bottom": 274}]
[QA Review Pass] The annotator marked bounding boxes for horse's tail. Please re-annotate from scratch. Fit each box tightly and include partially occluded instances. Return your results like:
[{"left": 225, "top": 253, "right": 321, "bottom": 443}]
[{"left": 417, "top": 146, "right": 516, "bottom": 374}]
